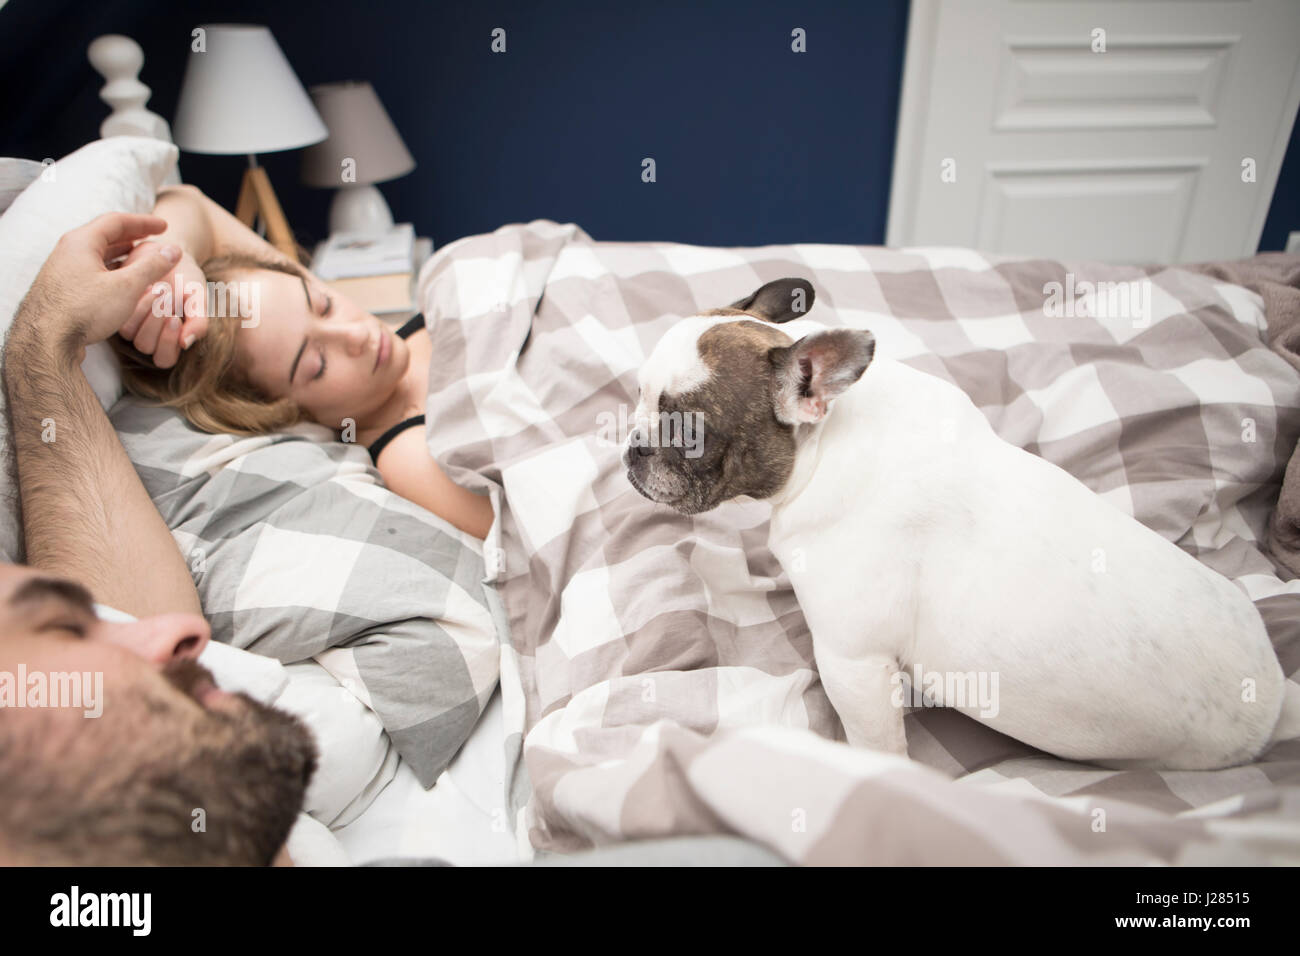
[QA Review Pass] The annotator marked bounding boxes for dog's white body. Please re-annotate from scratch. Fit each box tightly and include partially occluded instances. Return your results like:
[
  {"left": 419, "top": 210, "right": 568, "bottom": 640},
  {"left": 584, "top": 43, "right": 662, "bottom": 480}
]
[{"left": 767, "top": 353, "right": 1283, "bottom": 769}]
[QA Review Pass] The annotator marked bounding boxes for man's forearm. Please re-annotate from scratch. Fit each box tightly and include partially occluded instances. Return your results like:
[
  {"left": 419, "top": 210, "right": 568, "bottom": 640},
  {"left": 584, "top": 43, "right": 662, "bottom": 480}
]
[{"left": 3, "top": 303, "right": 201, "bottom": 617}]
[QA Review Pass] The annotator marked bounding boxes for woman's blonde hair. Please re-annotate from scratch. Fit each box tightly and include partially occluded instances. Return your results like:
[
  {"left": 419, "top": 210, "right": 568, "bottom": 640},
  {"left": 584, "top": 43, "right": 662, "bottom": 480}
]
[{"left": 112, "top": 253, "right": 304, "bottom": 436}]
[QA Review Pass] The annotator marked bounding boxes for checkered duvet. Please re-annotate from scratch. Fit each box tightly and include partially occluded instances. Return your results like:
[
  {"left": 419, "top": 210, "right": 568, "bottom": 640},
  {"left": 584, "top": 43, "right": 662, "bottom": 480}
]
[{"left": 419, "top": 220, "right": 1300, "bottom": 863}]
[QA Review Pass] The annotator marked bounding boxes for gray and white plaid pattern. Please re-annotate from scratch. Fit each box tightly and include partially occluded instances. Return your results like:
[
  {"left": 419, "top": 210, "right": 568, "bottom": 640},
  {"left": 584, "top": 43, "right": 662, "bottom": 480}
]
[
  {"left": 110, "top": 400, "right": 506, "bottom": 789},
  {"left": 418, "top": 221, "right": 1300, "bottom": 863}
]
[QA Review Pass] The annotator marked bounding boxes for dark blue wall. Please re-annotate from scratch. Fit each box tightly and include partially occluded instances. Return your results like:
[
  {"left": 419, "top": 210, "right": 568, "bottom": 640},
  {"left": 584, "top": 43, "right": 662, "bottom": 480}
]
[
  {"left": 0, "top": 0, "right": 910, "bottom": 251},
  {"left": 1261, "top": 113, "right": 1300, "bottom": 253},
  {"left": 3, "top": 0, "right": 1295, "bottom": 253}
]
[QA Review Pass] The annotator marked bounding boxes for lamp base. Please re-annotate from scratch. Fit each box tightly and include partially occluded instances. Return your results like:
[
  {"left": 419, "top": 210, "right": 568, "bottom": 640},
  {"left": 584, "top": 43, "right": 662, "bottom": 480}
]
[
  {"left": 328, "top": 185, "right": 395, "bottom": 236},
  {"left": 234, "top": 166, "right": 299, "bottom": 261}
]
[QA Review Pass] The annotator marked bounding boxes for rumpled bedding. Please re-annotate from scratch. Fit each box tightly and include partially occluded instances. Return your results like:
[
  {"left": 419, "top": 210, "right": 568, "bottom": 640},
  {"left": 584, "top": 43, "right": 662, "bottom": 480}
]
[
  {"left": 1183, "top": 254, "right": 1300, "bottom": 577},
  {"left": 418, "top": 220, "right": 1300, "bottom": 864}
]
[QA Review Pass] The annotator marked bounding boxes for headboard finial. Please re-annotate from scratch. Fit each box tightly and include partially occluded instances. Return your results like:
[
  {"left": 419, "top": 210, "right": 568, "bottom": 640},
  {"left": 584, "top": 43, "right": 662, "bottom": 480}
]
[{"left": 87, "top": 34, "right": 173, "bottom": 143}]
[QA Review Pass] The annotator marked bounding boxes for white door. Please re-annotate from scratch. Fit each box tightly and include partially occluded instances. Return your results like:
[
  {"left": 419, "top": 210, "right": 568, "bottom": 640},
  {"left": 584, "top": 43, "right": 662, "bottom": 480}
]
[{"left": 886, "top": 0, "right": 1300, "bottom": 263}]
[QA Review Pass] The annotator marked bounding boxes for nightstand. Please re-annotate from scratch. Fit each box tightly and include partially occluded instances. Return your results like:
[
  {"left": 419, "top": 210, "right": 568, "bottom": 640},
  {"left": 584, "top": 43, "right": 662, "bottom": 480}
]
[
  {"left": 380, "top": 237, "right": 434, "bottom": 326},
  {"left": 312, "top": 235, "right": 433, "bottom": 325}
]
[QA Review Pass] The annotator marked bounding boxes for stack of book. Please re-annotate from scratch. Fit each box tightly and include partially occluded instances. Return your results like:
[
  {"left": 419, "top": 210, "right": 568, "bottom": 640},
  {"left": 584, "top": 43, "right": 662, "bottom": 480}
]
[{"left": 312, "top": 223, "right": 415, "bottom": 314}]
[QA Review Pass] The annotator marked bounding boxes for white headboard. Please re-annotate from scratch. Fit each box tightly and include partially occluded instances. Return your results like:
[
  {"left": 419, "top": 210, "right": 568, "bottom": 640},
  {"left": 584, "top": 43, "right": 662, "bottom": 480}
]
[{"left": 87, "top": 34, "right": 181, "bottom": 183}]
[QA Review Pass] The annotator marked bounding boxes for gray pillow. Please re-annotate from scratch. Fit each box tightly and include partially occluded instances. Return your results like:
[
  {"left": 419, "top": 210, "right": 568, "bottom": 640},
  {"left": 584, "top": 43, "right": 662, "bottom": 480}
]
[
  {"left": 0, "top": 159, "right": 45, "bottom": 215},
  {"left": 110, "top": 397, "right": 506, "bottom": 788}
]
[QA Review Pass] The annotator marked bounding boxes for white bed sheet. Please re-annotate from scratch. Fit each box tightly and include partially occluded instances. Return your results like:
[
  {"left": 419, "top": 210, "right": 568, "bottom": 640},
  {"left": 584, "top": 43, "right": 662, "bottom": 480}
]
[
  {"left": 332, "top": 687, "right": 520, "bottom": 865},
  {"left": 202, "top": 638, "right": 519, "bottom": 867}
]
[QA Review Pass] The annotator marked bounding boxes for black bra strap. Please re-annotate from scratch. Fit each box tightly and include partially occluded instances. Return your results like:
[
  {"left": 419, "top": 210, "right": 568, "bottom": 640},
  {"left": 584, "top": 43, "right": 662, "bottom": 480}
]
[
  {"left": 395, "top": 313, "right": 425, "bottom": 340},
  {"left": 368, "top": 414, "right": 425, "bottom": 462}
]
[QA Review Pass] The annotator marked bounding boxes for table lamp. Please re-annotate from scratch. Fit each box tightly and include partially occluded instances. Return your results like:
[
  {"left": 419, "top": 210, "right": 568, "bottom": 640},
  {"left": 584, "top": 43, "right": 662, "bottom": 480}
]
[
  {"left": 172, "top": 24, "right": 327, "bottom": 260},
  {"left": 300, "top": 81, "right": 415, "bottom": 236}
]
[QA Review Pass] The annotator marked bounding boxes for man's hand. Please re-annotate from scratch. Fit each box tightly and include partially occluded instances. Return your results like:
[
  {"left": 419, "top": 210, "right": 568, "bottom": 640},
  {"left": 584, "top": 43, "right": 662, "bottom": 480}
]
[
  {"left": 118, "top": 244, "right": 209, "bottom": 369},
  {"left": 16, "top": 212, "right": 182, "bottom": 362}
]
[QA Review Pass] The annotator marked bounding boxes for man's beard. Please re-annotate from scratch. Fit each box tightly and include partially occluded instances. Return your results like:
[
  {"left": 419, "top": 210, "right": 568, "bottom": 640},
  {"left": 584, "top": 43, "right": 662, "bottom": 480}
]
[
  {"left": 163, "top": 656, "right": 227, "bottom": 701},
  {"left": 150, "top": 656, "right": 319, "bottom": 863},
  {"left": 0, "top": 656, "right": 320, "bottom": 866}
]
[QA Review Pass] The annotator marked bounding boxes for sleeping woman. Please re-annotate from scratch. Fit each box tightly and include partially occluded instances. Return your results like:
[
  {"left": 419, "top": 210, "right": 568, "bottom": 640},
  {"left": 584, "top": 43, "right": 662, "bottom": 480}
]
[{"left": 112, "top": 184, "right": 493, "bottom": 540}]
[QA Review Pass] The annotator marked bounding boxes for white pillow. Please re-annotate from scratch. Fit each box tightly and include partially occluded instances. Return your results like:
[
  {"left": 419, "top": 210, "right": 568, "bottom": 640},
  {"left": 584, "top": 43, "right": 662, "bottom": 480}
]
[
  {"left": 0, "top": 136, "right": 178, "bottom": 561},
  {"left": 100, "top": 604, "right": 397, "bottom": 834},
  {"left": 199, "top": 642, "right": 397, "bottom": 830}
]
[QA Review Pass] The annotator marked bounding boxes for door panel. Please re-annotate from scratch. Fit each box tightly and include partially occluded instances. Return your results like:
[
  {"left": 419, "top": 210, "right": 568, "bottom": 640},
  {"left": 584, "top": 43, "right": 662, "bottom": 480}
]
[{"left": 887, "top": 0, "right": 1300, "bottom": 262}]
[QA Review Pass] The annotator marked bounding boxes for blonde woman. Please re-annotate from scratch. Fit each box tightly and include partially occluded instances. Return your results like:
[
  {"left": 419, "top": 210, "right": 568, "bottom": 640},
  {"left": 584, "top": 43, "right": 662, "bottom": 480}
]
[{"left": 115, "top": 185, "right": 493, "bottom": 540}]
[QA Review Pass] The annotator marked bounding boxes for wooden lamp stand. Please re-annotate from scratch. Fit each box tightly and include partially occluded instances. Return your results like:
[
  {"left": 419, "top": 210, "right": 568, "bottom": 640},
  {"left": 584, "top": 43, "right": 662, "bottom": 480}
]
[{"left": 234, "top": 157, "right": 299, "bottom": 262}]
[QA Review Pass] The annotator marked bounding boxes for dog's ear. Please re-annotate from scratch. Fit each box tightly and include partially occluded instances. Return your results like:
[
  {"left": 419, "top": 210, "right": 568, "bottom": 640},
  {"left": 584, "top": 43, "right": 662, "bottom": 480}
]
[
  {"left": 729, "top": 278, "right": 815, "bottom": 324},
  {"left": 769, "top": 329, "right": 875, "bottom": 424}
]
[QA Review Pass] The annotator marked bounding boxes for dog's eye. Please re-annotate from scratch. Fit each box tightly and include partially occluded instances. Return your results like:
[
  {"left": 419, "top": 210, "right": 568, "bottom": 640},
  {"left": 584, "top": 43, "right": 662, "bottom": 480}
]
[{"left": 687, "top": 437, "right": 725, "bottom": 467}]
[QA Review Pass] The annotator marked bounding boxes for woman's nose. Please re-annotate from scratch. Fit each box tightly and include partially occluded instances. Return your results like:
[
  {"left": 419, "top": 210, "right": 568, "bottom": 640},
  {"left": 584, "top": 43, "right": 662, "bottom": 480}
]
[
  {"left": 97, "top": 613, "right": 212, "bottom": 666},
  {"left": 336, "top": 322, "right": 369, "bottom": 356}
]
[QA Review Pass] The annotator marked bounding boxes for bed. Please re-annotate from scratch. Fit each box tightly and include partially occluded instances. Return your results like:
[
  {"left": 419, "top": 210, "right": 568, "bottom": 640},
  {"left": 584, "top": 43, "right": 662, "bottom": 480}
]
[
  {"left": 112, "top": 213, "right": 1300, "bottom": 865},
  {"left": 2, "top": 37, "right": 1299, "bottom": 866}
]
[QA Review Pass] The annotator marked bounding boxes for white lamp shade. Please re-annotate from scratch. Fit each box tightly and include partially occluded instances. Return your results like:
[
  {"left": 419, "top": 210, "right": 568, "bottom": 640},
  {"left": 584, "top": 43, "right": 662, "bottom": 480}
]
[
  {"left": 300, "top": 81, "right": 415, "bottom": 188},
  {"left": 172, "top": 24, "right": 327, "bottom": 155}
]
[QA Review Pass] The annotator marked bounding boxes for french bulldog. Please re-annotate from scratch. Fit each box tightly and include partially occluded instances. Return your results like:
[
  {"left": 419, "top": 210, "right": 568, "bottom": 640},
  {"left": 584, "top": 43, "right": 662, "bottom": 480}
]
[{"left": 623, "top": 277, "right": 1285, "bottom": 770}]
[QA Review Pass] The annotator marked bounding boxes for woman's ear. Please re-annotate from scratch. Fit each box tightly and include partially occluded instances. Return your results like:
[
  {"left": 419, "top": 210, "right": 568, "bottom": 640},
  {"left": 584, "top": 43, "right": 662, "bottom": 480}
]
[
  {"left": 729, "top": 278, "right": 815, "bottom": 324},
  {"left": 769, "top": 329, "right": 876, "bottom": 424}
]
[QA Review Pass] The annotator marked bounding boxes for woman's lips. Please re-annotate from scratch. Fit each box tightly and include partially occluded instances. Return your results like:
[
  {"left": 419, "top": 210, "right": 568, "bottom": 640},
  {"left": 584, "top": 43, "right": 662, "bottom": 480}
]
[{"left": 374, "top": 327, "right": 390, "bottom": 371}]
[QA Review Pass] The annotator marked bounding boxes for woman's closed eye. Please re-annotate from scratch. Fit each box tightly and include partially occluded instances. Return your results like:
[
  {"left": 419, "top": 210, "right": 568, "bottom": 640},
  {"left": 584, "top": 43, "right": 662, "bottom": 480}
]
[
  {"left": 299, "top": 275, "right": 333, "bottom": 318},
  {"left": 290, "top": 342, "right": 327, "bottom": 386},
  {"left": 300, "top": 346, "right": 326, "bottom": 384},
  {"left": 311, "top": 287, "right": 333, "bottom": 318}
]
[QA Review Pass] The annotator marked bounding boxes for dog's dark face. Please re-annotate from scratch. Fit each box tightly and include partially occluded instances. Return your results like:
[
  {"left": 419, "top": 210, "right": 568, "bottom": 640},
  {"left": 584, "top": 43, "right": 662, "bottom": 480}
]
[
  {"left": 624, "top": 315, "right": 799, "bottom": 514},
  {"left": 623, "top": 278, "right": 875, "bottom": 515}
]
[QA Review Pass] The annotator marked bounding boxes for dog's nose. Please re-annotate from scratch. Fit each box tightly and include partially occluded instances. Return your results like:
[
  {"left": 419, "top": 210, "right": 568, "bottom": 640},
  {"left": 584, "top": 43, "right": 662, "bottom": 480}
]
[{"left": 634, "top": 443, "right": 654, "bottom": 458}]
